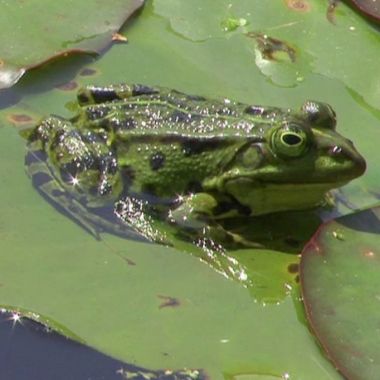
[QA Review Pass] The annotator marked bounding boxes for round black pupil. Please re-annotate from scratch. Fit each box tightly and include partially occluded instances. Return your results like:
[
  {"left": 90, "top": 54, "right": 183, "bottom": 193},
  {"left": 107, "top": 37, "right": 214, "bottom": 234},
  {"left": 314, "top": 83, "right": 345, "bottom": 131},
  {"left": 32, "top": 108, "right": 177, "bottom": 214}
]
[{"left": 282, "top": 133, "right": 301, "bottom": 146}]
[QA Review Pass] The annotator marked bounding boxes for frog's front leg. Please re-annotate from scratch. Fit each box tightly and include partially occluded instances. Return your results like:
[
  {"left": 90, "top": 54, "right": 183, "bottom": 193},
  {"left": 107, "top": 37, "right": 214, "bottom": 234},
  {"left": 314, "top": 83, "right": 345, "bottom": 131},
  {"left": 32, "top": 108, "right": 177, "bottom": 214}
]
[
  {"left": 115, "top": 193, "right": 251, "bottom": 247},
  {"left": 77, "top": 83, "right": 160, "bottom": 105},
  {"left": 169, "top": 193, "right": 260, "bottom": 248}
]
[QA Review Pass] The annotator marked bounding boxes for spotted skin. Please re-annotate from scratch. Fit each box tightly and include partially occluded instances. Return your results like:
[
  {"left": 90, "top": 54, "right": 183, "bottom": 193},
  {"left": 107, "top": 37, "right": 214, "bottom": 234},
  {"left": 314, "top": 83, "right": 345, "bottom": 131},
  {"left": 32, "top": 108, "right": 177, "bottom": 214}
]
[{"left": 26, "top": 83, "right": 366, "bottom": 246}]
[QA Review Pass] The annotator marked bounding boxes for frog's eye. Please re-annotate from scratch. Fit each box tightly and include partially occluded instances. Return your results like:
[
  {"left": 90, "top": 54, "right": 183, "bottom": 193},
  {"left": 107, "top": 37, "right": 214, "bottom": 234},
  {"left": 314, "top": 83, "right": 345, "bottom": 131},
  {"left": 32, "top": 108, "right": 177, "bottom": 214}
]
[
  {"left": 301, "top": 100, "right": 336, "bottom": 130},
  {"left": 271, "top": 124, "right": 309, "bottom": 158}
]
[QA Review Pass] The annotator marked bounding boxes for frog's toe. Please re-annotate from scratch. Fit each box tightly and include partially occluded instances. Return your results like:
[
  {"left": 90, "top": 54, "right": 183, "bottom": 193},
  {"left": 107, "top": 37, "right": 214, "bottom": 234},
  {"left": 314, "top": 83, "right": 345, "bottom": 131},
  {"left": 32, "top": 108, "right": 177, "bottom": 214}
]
[
  {"left": 28, "top": 116, "right": 70, "bottom": 147},
  {"left": 115, "top": 197, "right": 171, "bottom": 245}
]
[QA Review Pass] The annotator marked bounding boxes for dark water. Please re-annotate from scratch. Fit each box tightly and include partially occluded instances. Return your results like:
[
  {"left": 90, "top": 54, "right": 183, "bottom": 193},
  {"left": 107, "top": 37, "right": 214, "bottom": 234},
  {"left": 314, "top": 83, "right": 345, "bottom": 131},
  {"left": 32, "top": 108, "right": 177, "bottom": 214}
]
[
  {"left": 0, "top": 312, "right": 201, "bottom": 380},
  {"left": 0, "top": 311, "right": 130, "bottom": 380}
]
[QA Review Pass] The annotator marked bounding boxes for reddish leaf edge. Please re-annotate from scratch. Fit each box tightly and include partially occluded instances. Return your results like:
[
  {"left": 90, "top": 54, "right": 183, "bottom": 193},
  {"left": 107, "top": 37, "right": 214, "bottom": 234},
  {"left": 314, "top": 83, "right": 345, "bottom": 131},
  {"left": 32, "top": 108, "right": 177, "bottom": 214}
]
[
  {"left": 345, "top": 0, "right": 380, "bottom": 25},
  {"left": 300, "top": 219, "right": 360, "bottom": 380}
]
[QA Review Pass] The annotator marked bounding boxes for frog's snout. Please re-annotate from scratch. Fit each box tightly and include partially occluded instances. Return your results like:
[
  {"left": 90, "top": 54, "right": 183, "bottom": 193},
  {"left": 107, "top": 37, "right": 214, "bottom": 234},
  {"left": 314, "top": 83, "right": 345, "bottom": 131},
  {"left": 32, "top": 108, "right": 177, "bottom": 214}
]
[
  {"left": 327, "top": 141, "right": 366, "bottom": 180},
  {"left": 351, "top": 150, "right": 366, "bottom": 178}
]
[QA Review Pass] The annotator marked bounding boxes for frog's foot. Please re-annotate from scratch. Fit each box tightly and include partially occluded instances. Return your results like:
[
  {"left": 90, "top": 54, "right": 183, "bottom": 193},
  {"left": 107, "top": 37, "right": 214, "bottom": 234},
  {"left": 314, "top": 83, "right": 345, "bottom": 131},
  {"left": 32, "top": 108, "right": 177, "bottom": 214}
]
[
  {"left": 192, "top": 235, "right": 252, "bottom": 283},
  {"left": 26, "top": 149, "right": 103, "bottom": 239},
  {"left": 25, "top": 149, "right": 140, "bottom": 241},
  {"left": 114, "top": 197, "right": 171, "bottom": 245},
  {"left": 77, "top": 83, "right": 160, "bottom": 105}
]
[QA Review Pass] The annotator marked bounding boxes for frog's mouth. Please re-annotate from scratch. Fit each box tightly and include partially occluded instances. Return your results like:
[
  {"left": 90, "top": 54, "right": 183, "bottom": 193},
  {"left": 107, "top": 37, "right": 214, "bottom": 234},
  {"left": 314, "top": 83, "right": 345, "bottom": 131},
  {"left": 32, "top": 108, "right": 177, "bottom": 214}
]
[{"left": 224, "top": 179, "right": 347, "bottom": 216}]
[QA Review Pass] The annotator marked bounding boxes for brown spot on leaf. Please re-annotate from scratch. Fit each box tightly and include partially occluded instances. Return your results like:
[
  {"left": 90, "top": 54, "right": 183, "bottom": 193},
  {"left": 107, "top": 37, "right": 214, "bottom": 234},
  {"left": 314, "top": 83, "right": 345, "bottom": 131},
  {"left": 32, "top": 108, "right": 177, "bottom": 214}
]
[
  {"left": 7, "top": 113, "right": 34, "bottom": 125},
  {"left": 0, "top": 59, "right": 4, "bottom": 68},
  {"left": 295, "top": 274, "right": 300, "bottom": 283},
  {"left": 157, "top": 295, "right": 180, "bottom": 309},
  {"left": 285, "top": 0, "right": 311, "bottom": 12},
  {"left": 288, "top": 263, "right": 299, "bottom": 274},
  {"left": 79, "top": 68, "right": 97, "bottom": 76},
  {"left": 246, "top": 32, "right": 296, "bottom": 62},
  {"left": 56, "top": 81, "right": 78, "bottom": 91}
]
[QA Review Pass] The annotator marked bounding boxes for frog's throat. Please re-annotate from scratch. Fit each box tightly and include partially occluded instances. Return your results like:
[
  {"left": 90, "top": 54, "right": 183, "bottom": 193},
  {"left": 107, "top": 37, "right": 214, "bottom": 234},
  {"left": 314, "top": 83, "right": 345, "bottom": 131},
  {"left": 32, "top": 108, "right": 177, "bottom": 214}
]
[{"left": 214, "top": 179, "right": 348, "bottom": 216}]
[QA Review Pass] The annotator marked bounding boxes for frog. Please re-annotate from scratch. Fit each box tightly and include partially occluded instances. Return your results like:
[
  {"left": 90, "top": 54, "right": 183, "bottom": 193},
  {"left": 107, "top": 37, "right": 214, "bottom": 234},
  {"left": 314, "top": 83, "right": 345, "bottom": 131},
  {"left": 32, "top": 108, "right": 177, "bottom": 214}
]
[{"left": 26, "top": 83, "right": 366, "bottom": 247}]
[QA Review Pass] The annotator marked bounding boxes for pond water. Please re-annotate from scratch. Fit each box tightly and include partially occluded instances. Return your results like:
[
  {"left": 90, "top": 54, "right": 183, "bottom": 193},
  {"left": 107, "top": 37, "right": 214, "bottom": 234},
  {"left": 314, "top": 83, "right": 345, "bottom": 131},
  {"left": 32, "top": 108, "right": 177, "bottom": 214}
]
[{"left": 0, "top": 311, "right": 127, "bottom": 380}]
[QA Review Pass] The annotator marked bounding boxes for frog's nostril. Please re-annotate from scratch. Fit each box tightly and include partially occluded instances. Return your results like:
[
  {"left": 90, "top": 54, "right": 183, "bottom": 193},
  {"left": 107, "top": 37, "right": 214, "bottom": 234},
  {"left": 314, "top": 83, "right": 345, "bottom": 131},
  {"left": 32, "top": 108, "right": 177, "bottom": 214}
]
[
  {"left": 328, "top": 145, "right": 342, "bottom": 156},
  {"left": 327, "top": 144, "right": 366, "bottom": 177}
]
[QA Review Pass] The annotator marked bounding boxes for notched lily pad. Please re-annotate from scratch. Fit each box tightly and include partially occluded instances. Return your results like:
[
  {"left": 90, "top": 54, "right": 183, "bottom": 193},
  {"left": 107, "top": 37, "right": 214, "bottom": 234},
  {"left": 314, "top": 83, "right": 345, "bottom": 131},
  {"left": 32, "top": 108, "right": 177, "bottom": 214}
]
[
  {"left": 0, "top": 0, "right": 145, "bottom": 89},
  {"left": 301, "top": 206, "right": 380, "bottom": 380},
  {"left": 246, "top": 32, "right": 296, "bottom": 62},
  {"left": 245, "top": 31, "right": 312, "bottom": 87}
]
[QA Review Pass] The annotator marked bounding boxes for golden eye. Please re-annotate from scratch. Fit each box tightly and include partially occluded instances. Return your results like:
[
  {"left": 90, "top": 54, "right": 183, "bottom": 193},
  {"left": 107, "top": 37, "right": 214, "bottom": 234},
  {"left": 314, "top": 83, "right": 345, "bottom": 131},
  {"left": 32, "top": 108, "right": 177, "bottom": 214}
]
[
  {"left": 271, "top": 123, "right": 309, "bottom": 158},
  {"left": 281, "top": 132, "right": 303, "bottom": 146}
]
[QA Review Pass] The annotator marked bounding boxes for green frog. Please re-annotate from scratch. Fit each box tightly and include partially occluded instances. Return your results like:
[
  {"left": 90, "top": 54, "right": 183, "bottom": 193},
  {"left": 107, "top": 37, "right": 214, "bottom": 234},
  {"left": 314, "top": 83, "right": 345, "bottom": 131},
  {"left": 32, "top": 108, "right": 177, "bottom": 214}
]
[{"left": 26, "top": 83, "right": 366, "bottom": 246}]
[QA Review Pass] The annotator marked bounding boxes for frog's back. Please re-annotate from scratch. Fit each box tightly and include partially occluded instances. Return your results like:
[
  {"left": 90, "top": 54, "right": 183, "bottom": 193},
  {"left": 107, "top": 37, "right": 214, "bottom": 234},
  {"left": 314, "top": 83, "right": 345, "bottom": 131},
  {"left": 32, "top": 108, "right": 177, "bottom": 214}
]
[
  {"left": 73, "top": 86, "right": 277, "bottom": 199},
  {"left": 75, "top": 85, "right": 287, "bottom": 139}
]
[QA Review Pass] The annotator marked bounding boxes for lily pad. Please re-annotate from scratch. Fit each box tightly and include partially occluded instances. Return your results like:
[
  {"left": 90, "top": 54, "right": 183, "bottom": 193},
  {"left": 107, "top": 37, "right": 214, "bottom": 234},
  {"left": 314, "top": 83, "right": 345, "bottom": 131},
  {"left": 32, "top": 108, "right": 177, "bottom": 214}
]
[
  {"left": 0, "top": 116, "right": 341, "bottom": 380},
  {"left": 0, "top": 0, "right": 144, "bottom": 89},
  {"left": 301, "top": 206, "right": 380, "bottom": 379},
  {"left": 154, "top": 0, "right": 380, "bottom": 110},
  {"left": 346, "top": 0, "right": 380, "bottom": 23}
]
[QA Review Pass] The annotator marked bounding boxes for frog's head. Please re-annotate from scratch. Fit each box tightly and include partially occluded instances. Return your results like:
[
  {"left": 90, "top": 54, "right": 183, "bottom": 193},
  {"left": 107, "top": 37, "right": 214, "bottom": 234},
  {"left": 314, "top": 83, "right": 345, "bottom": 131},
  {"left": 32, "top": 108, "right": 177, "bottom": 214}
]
[{"left": 212, "top": 101, "right": 366, "bottom": 215}]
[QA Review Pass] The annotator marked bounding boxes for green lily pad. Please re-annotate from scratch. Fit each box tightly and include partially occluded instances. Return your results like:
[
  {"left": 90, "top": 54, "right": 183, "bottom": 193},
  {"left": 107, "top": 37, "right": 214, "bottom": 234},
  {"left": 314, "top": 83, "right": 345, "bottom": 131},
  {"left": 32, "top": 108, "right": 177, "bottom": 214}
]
[
  {"left": 301, "top": 206, "right": 380, "bottom": 379},
  {"left": 0, "top": 107, "right": 340, "bottom": 379},
  {"left": 0, "top": 0, "right": 144, "bottom": 89},
  {"left": 154, "top": 0, "right": 380, "bottom": 109}
]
